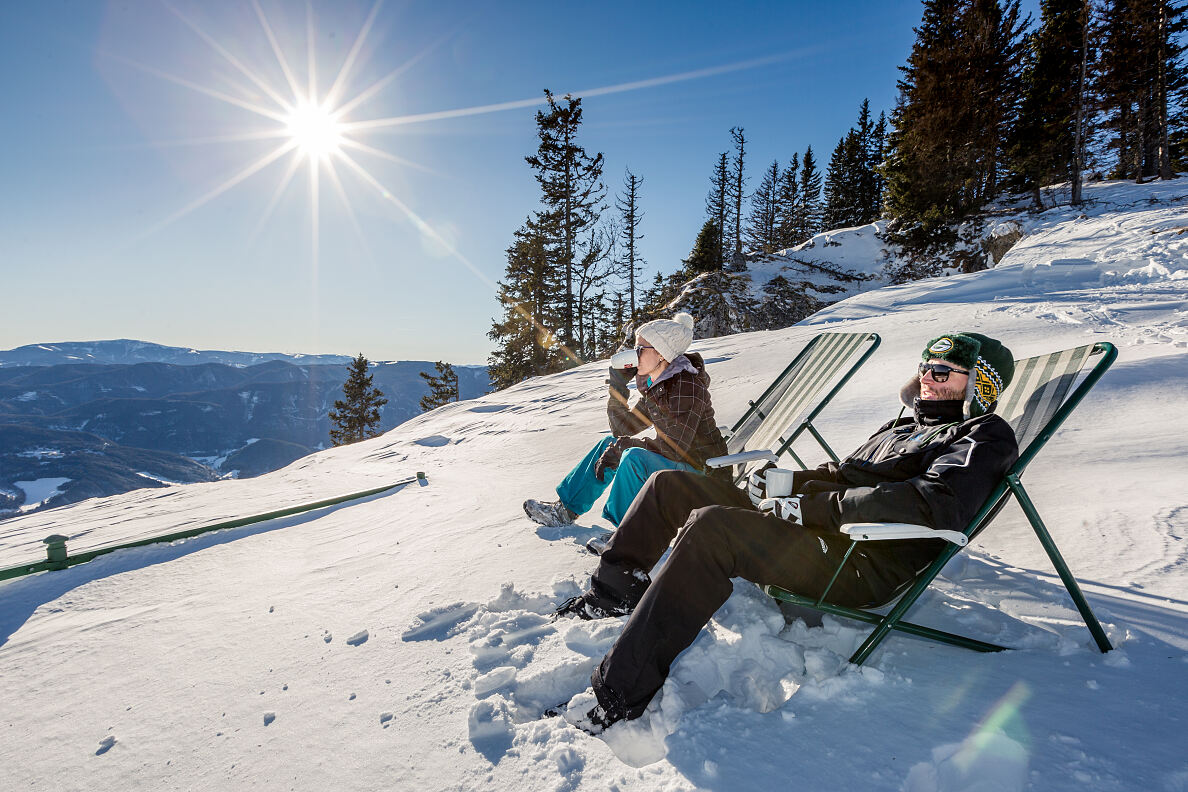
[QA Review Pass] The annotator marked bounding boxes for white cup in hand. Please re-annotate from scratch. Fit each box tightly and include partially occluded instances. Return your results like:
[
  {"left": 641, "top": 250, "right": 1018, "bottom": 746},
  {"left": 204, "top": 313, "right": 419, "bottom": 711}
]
[{"left": 764, "top": 468, "right": 795, "bottom": 498}]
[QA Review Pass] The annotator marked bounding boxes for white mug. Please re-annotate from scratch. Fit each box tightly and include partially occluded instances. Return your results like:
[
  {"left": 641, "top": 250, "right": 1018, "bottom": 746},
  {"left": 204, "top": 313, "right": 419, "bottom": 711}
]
[
  {"left": 610, "top": 348, "right": 638, "bottom": 369},
  {"left": 764, "top": 468, "right": 796, "bottom": 498}
]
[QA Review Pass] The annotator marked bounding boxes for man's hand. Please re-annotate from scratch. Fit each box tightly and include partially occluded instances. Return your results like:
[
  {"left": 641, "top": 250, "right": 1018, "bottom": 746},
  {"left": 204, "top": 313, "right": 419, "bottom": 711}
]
[
  {"left": 758, "top": 495, "right": 804, "bottom": 526},
  {"left": 747, "top": 465, "right": 774, "bottom": 508},
  {"left": 607, "top": 366, "right": 633, "bottom": 399},
  {"left": 595, "top": 439, "right": 626, "bottom": 482}
]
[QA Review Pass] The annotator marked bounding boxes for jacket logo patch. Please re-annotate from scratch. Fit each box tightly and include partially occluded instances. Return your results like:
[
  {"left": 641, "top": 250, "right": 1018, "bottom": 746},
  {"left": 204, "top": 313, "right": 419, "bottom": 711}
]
[{"left": 929, "top": 337, "right": 954, "bottom": 354}]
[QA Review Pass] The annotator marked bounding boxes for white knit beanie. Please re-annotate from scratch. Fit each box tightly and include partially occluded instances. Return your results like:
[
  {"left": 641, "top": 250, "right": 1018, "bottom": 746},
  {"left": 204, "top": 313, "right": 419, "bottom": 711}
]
[{"left": 637, "top": 312, "right": 695, "bottom": 363}]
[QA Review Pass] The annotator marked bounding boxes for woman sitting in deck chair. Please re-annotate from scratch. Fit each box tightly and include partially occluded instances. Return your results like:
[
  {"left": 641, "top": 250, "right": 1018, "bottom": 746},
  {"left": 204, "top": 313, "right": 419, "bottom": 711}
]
[{"left": 523, "top": 312, "right": 729, "bottom": 529}]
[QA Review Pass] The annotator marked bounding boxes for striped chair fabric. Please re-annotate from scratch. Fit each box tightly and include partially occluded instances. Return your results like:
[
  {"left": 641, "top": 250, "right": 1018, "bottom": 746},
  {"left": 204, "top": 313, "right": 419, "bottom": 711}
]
[{"left": 725, "top": 332, "right": 878, "bottom": 463}]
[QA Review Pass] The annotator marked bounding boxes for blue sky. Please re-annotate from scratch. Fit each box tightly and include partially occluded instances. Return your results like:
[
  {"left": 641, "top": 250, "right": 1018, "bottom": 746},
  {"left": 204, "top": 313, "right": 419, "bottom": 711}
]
[{"left": 1, "top": 0, "right": 984, "bottom": 364}]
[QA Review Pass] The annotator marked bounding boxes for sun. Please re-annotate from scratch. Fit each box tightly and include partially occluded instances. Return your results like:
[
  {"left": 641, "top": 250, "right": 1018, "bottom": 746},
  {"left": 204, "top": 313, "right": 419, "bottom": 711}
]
[{"left": 285, "top": 101, "right": 344, "bottom": 160}]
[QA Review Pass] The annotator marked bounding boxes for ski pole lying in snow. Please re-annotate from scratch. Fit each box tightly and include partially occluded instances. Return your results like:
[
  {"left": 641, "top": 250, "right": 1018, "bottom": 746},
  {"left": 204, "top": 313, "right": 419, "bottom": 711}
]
[{"left": 0, "top": 472, "right": 428, "bottom": 582}]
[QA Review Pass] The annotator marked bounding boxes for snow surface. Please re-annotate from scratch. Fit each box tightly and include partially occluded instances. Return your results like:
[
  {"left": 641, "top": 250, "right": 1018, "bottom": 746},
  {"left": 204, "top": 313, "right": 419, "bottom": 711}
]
[
  {"left": 11, "top": 477, "right": 71, "bottom": 513},
  {"left": 0, "top": 180, "right": 1186, "bottom": 791}
]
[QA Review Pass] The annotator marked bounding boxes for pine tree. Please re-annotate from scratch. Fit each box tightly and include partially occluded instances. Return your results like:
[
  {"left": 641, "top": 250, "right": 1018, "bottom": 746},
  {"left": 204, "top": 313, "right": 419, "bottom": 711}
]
[
  {"left": 744, "top": 160, "right": 781, "bottom": 253},
  {"left": 861, "top": 105, "right": 888, "bottom": 222},
  {"left": 1007, "top": 0, "right": 1092, "bottom": 207},
  {"left": 796, "top": 146, "right": 823, "bottom": 240},
  {"left": 825, "top": 101, "right": 886, "bottom": 229},
  {"left": 573, "top": 225, "right": 615, "bottom": 360},
  {"left": 524, "top": 90, "right": 605, "bottom": 350},
  {"left": 615, "top": 169, "right": 646, "bottom": 323},
  {"left": 329, "top": 354, "right": 388, "bottom": 446},
  {"left": 1097, "top": 0, "right": 1186, "bottom": 181},
  {"left": 775, "top": 154, "right": 800, "bottom": 249},
  {"left": 728, "top": 127, "right": 747, "bottom": 254},
  {"left": 883, "top": 0, "right": 1027, "bottom": 265},
  {"left": 487, "top": 215, "right": 567, "bottom": 389},
  {"left": 824, "top": 131, "right": 863, "bottom": 230},
  {"left": 685, "top": 219, "right": 724, "bottom": 274},
  {"left": 419, "top": 361, "right": 459, "bottom": 412},
  {"left": 704, "top": 152, "right": 730, "bottom": 269}
]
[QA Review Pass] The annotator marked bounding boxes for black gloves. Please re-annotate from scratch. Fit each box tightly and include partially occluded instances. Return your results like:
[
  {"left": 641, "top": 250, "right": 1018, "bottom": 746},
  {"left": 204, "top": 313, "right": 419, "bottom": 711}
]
[
  {"left": 608, "top": 366, "right": 633, "bottom": 399},
  {"left": 595, "top": 438, "right": 629, "bottom": 482}
]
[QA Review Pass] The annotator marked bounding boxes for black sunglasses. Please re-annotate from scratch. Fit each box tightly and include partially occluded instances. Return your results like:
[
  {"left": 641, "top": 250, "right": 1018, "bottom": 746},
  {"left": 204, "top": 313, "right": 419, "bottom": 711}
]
[
  {"left": 635, "top": 344, "right": 655, "bottom": 355},
  {"left": 919, "top": 362, "right": 969, "bottom": 382}
]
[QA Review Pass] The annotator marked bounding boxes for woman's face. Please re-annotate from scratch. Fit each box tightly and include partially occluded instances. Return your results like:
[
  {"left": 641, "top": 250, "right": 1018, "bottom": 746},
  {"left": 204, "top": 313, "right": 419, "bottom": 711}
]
[{"left": 634, "top": 334, "right": 665, "bottom": 378}]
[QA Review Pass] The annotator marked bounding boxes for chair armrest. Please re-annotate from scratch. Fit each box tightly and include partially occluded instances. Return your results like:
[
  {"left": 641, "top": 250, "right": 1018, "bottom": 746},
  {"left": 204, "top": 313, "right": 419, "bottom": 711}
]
[
  {"left": 840, "top": 523, "right": 968, "bottom": 547},
  {"left": 705, "top": 449, "right": 779, "bottom": 468}
]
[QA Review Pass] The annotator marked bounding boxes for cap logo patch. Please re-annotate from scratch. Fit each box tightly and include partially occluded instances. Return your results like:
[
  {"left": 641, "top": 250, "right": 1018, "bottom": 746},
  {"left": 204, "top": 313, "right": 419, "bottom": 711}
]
[{"left": 929, "top": 337, "right": 954, "bottom": 354}]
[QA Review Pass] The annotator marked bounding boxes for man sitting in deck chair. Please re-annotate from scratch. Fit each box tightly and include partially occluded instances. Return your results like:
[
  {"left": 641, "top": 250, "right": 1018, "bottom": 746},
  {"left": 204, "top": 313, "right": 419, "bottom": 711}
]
[{"left": 551, "top": 332, "right": 1019, "bottom": 733}]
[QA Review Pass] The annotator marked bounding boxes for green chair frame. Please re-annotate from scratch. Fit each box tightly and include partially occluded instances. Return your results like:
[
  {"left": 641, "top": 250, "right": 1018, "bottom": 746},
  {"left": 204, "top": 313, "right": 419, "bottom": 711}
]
[
  {"left": 708, "top": 332, "right": 881, "bottom": 482},
  {"left": 764, "top": 342, "right": 1118, "bottom": 665}
]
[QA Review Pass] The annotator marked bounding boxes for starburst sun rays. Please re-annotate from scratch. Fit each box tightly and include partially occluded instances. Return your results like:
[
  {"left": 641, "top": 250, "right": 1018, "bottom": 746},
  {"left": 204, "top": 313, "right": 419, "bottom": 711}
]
[{"left": 121, "top": 1, "right": 801, "bottom": 362}]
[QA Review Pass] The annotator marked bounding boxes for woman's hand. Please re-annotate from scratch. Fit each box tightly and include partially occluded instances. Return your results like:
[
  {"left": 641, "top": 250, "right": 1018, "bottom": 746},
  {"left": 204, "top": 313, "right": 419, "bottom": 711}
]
[
  {"left": 608, "top": 365, "right": 633, "bottom": 399},
  {"left": 595, "top": 438, "right": 628, "bottom": 482}
]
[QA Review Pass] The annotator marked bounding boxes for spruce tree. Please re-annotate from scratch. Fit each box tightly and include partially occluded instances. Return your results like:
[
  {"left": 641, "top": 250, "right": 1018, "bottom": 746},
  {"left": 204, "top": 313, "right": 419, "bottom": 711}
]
[
  {"left": 1097, "top": 0, "right": 1186, "bottom": 181},
  {"left": 824, "top": 131, "right": 863, "bottom": 229},
  {"left": 573, "top": 225, "right": 614, "bottom": 360},
  {"left": 796, "top": 146, "right": 823, "bottom": 240},
  {"left": 705, "top": 152, "right": 730, "bottom": 269},
  {"left": 419, "top": 361, "right": 459, "bottom": 412},
  {"left": 1007, "top": 0, "right": 1092, "bottom": 207},
  {"left": 615, "top": 169, "right": 646, "bottom": 323},
  {"left": 329, "top": 354, "right": 388, "bottom": 446},
  {"left": 524, "top": 90, "right": 605, "bottom": 351},
  {"left": 487, "top": 215, "right": 567, "bottom": 389},
  {"left": 775, "top": 154, "right": 800, "bottom": 249},
  {"left": 744, "top": 160, "right": 781, "bottom": 253},
  {"left": 861, "top": 105, "right": 888, "bottom": 223},
  {"left": 685, "top": 219, "right": 724, "bottom": 274},
  {"left": 883, "top": 0, "right": 1027, "bottom": 266}
]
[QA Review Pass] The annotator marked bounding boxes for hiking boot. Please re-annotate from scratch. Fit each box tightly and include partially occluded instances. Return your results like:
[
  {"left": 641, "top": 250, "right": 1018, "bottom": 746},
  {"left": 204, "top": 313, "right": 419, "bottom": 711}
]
[
  {"left": 523, "top": 499, "right": 578, "bottom": 527},
  {"left": 585, "top": 534, "right": 610, "bottom": 555},
  {"left": 553, "top": 589, "right": 633, "bottom": 621},
  {"left": 543, "top": 691, "right": 625, "bottom": 735}
]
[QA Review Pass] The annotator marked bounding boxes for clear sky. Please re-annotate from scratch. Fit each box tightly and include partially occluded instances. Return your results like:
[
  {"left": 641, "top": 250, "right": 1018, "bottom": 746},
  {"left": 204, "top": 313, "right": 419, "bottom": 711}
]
[{"left": 0, "top": 0, "right": 976, "bottom": 364}]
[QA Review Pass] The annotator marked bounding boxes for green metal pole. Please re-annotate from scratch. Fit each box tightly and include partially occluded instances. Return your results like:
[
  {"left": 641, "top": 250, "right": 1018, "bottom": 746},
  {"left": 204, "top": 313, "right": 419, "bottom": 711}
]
[{"left": 1006, "top": 474, "right": 1112, "bottom": 653}]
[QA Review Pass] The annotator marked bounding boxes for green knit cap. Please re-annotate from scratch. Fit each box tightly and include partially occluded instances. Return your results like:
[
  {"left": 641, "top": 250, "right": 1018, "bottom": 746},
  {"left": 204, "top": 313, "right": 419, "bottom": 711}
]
[{"left": 922, "top": 332, "right": 1015, "bottom": 417}]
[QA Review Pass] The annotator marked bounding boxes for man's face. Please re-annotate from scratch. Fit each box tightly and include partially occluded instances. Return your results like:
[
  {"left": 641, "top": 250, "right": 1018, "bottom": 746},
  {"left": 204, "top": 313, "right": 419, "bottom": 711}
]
[{"left": 919, "top": 358, "right": 970, "bottom": 401}]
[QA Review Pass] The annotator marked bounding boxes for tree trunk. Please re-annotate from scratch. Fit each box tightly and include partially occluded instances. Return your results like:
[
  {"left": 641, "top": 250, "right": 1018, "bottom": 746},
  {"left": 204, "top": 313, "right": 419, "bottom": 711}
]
[
  {"left": 1071, "top": 0, "right": 1089, "bottom": 205},
  {"left": 1156, "top": 0, "right": 1174, "bottom": 179}
]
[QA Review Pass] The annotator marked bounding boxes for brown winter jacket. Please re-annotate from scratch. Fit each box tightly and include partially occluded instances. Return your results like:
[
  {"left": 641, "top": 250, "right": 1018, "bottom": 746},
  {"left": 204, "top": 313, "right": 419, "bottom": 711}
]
[{"left": 607, "top": 352, "right": 728, "bottom": 474}]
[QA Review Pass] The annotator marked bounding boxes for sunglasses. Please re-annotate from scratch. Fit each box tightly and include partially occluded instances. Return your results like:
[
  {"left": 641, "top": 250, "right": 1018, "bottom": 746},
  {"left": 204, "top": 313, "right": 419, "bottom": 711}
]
[
  {"left": 635, "top": 344, "right": 655, "bottom": 356},
  {"left": 919, "top": 362, "right": 969, "bottom": 382}
]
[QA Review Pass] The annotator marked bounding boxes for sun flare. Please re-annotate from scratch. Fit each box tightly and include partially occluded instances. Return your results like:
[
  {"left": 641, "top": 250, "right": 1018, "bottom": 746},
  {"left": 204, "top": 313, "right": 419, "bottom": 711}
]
[{"left": 285, "top": 101, "right": 344, "bottom": 159}]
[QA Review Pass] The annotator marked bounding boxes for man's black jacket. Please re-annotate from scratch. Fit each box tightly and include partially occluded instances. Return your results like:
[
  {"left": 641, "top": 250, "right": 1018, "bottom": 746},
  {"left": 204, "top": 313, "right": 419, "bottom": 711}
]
[{"left": 794, "top": 398, "right": 1019, "bottom": 573}]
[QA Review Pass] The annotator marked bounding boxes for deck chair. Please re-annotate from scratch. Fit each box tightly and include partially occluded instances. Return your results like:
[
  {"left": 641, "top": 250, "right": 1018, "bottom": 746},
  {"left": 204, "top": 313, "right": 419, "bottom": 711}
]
[
  {"left": 706, "top": 332, "right": 881, "bottom": 483},
  {"left": 763, "top": 341, "right": 1117, "bottom": 665}
]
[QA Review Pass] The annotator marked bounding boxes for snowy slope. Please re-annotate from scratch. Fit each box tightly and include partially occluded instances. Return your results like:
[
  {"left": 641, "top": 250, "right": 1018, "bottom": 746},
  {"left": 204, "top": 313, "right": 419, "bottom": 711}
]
[{"left": 1, "top": 180, "right": 1186, "bottom": 791}]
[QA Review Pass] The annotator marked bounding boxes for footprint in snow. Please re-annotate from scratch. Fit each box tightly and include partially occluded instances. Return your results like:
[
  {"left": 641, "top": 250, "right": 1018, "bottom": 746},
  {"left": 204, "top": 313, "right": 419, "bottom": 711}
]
[
  {"left": 346, "top": 630, "right": 369, "bottom": 646},
  {"left": 95, "top": 736, "right": 116, "bottom": 756},
  {"left": 413, "top": 435, "right": 450, "bottom": 447},
  {"left": 401, "top": 602, "right": 481, "bottom": 641}
]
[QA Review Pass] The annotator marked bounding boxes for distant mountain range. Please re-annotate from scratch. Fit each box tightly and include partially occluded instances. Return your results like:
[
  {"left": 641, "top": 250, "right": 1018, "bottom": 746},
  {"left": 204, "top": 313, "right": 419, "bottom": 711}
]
[
  {"left": 0, "top": 341, "right": 489, "bottom": 517},
  {"left": 0, "top": 339, "right": 358, "bottom": 368}
]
